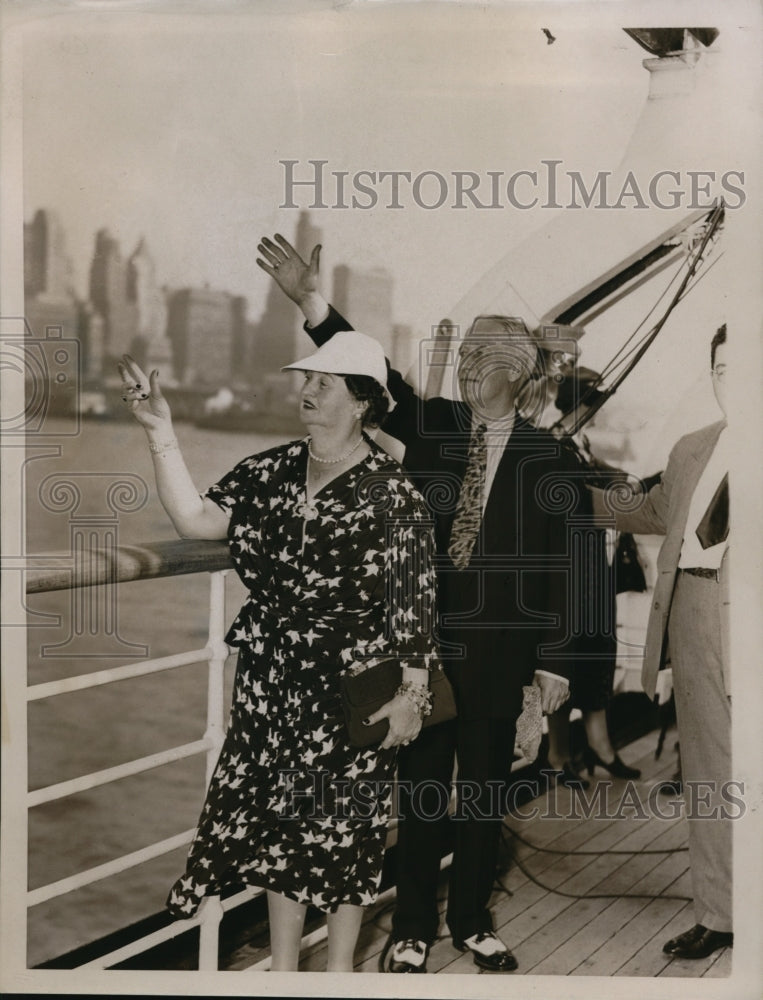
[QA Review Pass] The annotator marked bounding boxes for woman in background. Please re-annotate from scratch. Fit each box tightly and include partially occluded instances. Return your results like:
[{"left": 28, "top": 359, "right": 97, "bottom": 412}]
[{"left": 545, "top": 368, "right": 642, "bottom": 785}]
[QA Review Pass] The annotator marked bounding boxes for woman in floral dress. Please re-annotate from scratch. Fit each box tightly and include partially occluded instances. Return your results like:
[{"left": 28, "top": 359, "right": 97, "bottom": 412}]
[{"left": 118, "top": 332, "right": 440, "bottom": 971}]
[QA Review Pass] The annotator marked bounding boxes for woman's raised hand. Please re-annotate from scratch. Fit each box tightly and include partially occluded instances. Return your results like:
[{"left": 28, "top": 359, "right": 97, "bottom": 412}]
[
  {"left": 256, "top": 233, "right": 321, "bottom": 306},
  {"left": 117, "top": 354, "right": 172, "bottom": 433}
]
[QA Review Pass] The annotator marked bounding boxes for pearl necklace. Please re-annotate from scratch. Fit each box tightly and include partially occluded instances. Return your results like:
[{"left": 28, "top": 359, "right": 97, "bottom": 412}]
[{"left": 307, "top": 435, "right": 364, "bottom": 465}]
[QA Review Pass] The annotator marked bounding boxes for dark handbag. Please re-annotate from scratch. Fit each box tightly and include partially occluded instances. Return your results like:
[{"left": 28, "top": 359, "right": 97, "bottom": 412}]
[
  {"left": 615, "top": 531, "right": 647, "bottom": 594},
  {"left": 340, "top": 659, "right": 457, "bottom": 748}
]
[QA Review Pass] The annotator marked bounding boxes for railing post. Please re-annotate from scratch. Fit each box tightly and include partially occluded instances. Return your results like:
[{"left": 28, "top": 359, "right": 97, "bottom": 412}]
[
  {"left": 21, "top": 543, "right": 240, "bottom": 971},
  {"left": 195, "top": 570, "right": 230, "bottom": 972},
  {"left": 198, "top": 894, "right": 225, "bottom": 971},
  {"left": 205, "top": 570, "right": 229, "bottom": 784}
]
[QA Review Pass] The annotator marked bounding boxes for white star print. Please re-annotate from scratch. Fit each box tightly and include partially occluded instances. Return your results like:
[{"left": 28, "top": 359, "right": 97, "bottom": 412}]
[{"left": 169, "top": 441, "right": 443, "bottom": 921}]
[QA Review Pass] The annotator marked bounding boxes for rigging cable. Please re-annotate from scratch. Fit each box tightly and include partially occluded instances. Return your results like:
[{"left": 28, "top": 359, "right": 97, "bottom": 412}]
[{"left": 547, "top": 199, "right": 725, "bottom": 438}]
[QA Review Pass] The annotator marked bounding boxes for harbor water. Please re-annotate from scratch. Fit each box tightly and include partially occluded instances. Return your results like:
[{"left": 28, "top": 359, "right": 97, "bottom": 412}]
[{"left": 23, "top": 417, "right": 290, "bottom": 968}]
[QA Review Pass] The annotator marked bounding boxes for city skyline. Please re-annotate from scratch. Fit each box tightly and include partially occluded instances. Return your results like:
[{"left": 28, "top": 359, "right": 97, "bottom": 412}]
[
  {"left": 18, "top": 6, "right": 654, "bottom": 341},
  {"left": 23, "top": 205, "right": 412, "bottom": 397},
  {"left": 15, "top": 4, "right": 759, "bottom": 470}
]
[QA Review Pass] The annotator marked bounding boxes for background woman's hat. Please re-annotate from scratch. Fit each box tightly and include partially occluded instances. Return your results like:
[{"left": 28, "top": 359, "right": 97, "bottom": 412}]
[
  {"left": 555, "top": 366, "right": 608, "bottom": 415},
  {"left": 283, "top": 331, "right": 394, "bottom": 405}
]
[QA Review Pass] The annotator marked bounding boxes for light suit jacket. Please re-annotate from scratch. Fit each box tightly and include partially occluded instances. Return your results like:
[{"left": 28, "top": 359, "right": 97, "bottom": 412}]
[{"left": 593, "top": 420, "right": 729, "bottom": 699}]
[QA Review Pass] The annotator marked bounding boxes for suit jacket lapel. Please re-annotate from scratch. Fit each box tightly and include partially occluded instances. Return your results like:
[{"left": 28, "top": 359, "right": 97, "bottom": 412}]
[{"left": 672, "top": 420, "right": 726, "bottom": 540}]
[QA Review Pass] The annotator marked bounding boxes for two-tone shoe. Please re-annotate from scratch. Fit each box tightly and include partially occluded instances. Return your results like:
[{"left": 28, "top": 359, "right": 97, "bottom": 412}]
[
  {"left": 453, "top": 931, "right": 518, "bottom": 971},
  {"left": 388, "top": 937, "right": 429, "bottom": 973}
]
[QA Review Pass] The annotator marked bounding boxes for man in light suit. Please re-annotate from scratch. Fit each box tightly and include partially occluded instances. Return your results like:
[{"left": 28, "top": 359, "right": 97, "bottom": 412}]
[
  {"left": 595, "top": 324, "right": 732, "bottom": 960},
  {"left": 257, "top": 234, "right": 584, "bottom": 973}
]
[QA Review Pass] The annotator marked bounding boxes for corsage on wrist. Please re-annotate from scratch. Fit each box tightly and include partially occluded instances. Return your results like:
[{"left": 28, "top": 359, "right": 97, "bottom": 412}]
[{"left": 396, "top": 680, "right": 433, "bottom": 718}]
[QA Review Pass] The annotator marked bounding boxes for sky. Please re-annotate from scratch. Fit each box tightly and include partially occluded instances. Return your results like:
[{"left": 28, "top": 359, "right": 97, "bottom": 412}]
[
  {"left": 18, "top": 2, "right": 650, "bottom": 333},
  {"left": 9, "top": 0, "right": 763, "bottom": 471}
]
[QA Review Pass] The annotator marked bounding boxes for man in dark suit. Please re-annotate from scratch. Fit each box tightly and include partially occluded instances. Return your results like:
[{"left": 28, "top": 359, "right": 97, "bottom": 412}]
[
  {"left": 257, "top": 235, "right": 583, "bottom": 973},
  {"left": 592, "top": 325, "right": 732, "bottom": 960}
]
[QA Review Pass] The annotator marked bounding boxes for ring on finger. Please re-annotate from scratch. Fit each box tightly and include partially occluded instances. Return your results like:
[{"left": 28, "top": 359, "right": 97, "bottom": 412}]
[{"left": 122, "top": 384, "right": 148, "bottom": 401}]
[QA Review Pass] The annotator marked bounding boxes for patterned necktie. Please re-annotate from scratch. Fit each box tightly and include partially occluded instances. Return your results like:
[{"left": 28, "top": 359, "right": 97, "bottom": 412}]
[
  {"left": 695, "top": 472, "right": 729, "bottom": 549},
  {"left": 448, "top": 422, "right": 487, "bottom": 569}
]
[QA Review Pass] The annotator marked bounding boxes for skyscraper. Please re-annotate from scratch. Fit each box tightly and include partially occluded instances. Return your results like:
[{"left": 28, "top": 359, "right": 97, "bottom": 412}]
[
  {"left": 23, "top": 209, "right": 81, "bottom": 415},
  {"left": 332, "top": 264, "right": 394, "bottom": 359},
  {"left": 88, "top": 229, "right": 138, "bottom": 365},
  {"left": 248, "top": 210, "right": 323, "bottom": 381},
  {"left": 229, "top": 296, "right": 249, "bottom": 387},
  {"left": 24, "top": 208, "right": 74, "bottom": 301},
  {"left": 126, "top": 239, "right": 172, "bottom": 373},
  {"left": 166, "top": 286, "right": 239, "bottom": 387}
]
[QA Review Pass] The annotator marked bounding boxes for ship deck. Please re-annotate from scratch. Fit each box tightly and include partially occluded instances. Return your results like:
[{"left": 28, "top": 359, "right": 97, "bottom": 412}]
[{"left": 223, "top": 727, "right": 731, "bottom": 979}]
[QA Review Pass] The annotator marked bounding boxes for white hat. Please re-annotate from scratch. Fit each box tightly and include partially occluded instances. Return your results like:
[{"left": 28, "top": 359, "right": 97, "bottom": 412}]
[{"left": 283, "top": 331, "right": 394, "bottom": 406}]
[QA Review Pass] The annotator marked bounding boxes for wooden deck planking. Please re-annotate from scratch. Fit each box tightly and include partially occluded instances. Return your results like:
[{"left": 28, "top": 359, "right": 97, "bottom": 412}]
[
  {"left": 703, "top": 946, "right": 733, "bottom": 977},
  {"left": 611, "top": 871, "right": 699, "bottom": 976},
  {"left": 574, "top": 900, "right": 691, "bottom": 976},
  {"left": 427, "top": 813, "right": 635, "bottom": 973},
  {"left": 234, "top": 727, "right": 717, "bottom": 977},
  {"left": 323, "top": 751, "right": 656, "bottom": 974},
  {"left": 434, "top": 743, "right": 687, "bottom": 974},
  {"left": 526, "top": 822, "right": 690, "bottom": 974},
  {"left": 338, "top": 734, "right": 689, "bottom": 975},
  {"left": 452, "top": 809, "right": 686, "bottom": 972},
  {"left": 227, "top": 932, "right": 270, "bottom": 971},
  {"left": 568, "top": 854, "right": 693, "bottom": 975}
]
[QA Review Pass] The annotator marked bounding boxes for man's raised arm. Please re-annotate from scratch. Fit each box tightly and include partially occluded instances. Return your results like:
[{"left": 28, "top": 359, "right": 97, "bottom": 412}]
[
  {"left": 256, "top": 233, "right": 329, "bottom": 330},
  {"left": 256, "top": 233, "right": 423, "bottom": 446}
]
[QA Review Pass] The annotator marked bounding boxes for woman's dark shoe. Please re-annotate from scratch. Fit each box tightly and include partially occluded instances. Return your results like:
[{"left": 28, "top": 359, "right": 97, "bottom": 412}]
[
  {"left": 548, "top": 761, "right": 590, "bottom": 789},
  {"left": 584, "top": 747, "right": 641, "bottom": 780},
  {"left": 658, "top": 773, "right": 683, "bottom": 796}
]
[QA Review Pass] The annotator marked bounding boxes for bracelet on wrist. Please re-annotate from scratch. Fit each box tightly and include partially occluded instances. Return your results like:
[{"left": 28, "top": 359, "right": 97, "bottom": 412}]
[
  {"left": 149, "top": 437, "right": 179, "bottom": 456},
  {"left": 396, "top": 680, "right": 433, "bottom": 718}
]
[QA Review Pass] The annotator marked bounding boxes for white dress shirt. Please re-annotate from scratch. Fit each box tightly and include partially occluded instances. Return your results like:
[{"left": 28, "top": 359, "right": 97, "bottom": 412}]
[
  {"left": 678, "top": 426, "right": 728, "bottom": 570},
  {"left": 479, "top": 410, "right": 516, "bottom": 511}
]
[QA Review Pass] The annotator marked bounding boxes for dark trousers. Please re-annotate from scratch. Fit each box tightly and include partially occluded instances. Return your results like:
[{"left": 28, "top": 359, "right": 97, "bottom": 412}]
[{"left": 391, "top": 715, "right": 517, "bottom": 945}]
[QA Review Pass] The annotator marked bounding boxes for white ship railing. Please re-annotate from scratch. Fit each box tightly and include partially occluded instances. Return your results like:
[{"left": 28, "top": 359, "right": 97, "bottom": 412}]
[
  {"left": 25, "top": 536, "right": 637, "bottom": 972},
  {"left": 26, "top": 537, "right": 461, "bottom": 971},
  {"left": 25, "top": 539, "right": 261, "bottom": 971}
]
